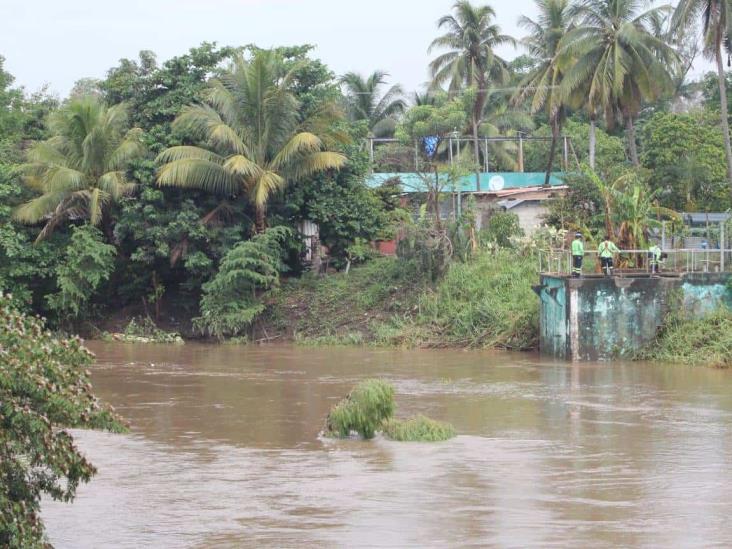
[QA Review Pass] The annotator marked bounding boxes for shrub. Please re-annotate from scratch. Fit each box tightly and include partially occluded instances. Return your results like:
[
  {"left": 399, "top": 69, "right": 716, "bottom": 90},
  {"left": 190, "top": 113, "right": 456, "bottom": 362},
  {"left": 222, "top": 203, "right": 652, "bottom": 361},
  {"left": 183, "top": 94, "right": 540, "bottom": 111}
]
[
  {"left": 480, "top": 211, "right": 524, "bottom": 248},
  {"left": 383, "top": 415, "right": 456, "bottom": 442},
  {"left": 324, "top": 379, "right": 395, "bottom": 439},
  {"left": 46, "top": 225, "right": 115, "bottom": 322},
  {"left": 0, "top": 294, "right": 124, "bottom": 547},
  {"left": 194, "top": 226, "right": 291, "bottom": 339}
]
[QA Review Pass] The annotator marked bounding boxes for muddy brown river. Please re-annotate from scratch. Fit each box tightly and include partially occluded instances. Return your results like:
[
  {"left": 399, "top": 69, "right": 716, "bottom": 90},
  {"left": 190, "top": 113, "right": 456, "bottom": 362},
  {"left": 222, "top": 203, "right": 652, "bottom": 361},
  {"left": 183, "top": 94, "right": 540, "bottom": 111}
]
[{"left": 42, "top": 343, "right": 732, "bottom": 548}]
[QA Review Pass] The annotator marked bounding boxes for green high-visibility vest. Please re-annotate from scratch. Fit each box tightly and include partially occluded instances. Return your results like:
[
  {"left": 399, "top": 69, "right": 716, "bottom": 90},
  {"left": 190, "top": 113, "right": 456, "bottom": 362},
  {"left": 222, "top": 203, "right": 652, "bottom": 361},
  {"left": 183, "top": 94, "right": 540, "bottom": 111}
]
[
  {"left": 571, "top": 239, "right": 584, "bottom": 256},
  {"left": 599, "top": 241, "right": 619, "bottom": 258},
  {"left": 649, "top": 245, "right": 661, "bottom": 263}
]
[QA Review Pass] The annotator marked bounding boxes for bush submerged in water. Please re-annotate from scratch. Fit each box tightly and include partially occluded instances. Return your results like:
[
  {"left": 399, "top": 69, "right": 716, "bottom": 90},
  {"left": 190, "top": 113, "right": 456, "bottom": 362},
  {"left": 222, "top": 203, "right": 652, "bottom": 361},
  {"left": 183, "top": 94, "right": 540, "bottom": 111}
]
[
  {"left": 325, "top": 379, "right": 396, "bottom": 439},
  {"left": 324, "top": 380, "right": 456, "bottom": 441},
  {"left": 383, "top": 415, "right": 456, "bottom": 442}
]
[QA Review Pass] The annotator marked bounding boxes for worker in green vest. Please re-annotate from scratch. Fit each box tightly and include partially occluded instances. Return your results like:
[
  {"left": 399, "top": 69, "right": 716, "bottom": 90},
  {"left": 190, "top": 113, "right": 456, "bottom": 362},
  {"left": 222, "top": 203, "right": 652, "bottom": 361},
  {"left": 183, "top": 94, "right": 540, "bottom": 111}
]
[
  {"left": 598, "top": 235, "right": 620, "bottom": 276},
  {"left": 649, "top": 243, "right": 662, "bottom": 274},
  {"left": 571, "top": 232, "right": 584, "bottom": 277}
]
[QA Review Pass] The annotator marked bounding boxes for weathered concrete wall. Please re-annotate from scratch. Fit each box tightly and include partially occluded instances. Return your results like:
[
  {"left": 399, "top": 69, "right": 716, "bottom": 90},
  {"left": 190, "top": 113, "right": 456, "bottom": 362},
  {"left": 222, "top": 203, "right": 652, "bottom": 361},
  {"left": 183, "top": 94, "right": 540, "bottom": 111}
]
[
  {"left": 538, "top": 273, "right": 732, "bottom": 361},
  {"left": 537, "top": 275, "right": 568, "bottom": 359}
]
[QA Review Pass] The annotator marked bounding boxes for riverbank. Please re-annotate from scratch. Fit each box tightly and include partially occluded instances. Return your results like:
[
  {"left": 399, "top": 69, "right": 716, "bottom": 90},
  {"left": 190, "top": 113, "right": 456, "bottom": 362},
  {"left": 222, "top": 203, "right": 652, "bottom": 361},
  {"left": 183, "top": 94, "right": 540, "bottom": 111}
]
[
  {"left": 636, "top": 309, "right": 732, "bottom": 368},
  {"left": 258, "top": 250, "right": 539, "bottom": 350}
]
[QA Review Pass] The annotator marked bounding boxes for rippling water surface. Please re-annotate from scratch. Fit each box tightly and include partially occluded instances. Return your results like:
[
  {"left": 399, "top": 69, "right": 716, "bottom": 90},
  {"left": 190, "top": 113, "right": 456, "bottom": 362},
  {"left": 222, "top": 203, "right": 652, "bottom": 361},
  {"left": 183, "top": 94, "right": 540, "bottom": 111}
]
[{"left": 42, "top": 343, "right": 732, "bottom": 548}]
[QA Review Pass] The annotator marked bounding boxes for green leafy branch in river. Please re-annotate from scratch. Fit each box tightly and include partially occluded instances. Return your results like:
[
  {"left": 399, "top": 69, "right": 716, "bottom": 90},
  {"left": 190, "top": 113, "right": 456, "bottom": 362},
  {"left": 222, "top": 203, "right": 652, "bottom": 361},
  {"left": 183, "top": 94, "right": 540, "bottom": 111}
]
[{"left": 323, "top": 379, "right": 456, "bottom": 442}]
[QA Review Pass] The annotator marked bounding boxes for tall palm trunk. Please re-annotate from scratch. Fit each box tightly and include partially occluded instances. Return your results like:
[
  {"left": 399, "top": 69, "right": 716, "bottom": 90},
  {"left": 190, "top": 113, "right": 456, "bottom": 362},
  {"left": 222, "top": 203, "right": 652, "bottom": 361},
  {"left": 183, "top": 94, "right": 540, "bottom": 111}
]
[
  {"left": 544, "top": 109, "right": 562, "bottom": 187},
  {"left": 472, "top": 118, "right": 481, "bottom": 191},
  {"left": 589, "top": 117, "right": 597, "bottom": 170},
  {"left": 472, "top": 79, "right": 487, "bottom": 191},
  {"left": 255, "top": 206, "right": 267, "bottom": 233},
  {"left": 625, "top": 111, "right": 639, "bottom": 166},
  {"left": 714, "top": 38, "right": 732, "bottom": 194}
]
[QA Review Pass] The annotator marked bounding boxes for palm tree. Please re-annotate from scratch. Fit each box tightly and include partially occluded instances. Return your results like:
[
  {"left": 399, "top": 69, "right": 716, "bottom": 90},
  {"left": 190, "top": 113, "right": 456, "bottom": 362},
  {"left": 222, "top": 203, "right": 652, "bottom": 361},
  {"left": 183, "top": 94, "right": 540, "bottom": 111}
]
[
  {"left": 560, "top": 0, "right": 678, "bottom": 166},
  {"left": 429, "top": 0, "right": 514, "bottom": 189},
  {"left": 340, "top": 71, "right": 406, "bottom": 137},
  {"left": 515, "top": 0, "right": 574, "bottom": 184},
  {"left": 156, "top": 50, "right": 347, "bottom": 231},
  {"left": 14, "top": 96, "right": 145, "bottom": 241},
  {"left": 413, "top": 90, "right": 439, "bottom": 106},
  {"left": 481, "top": 88, "right": 535, "bottom": 170},
  {"left": 673, "top": 0, "right": 732, "bottom": 193}
]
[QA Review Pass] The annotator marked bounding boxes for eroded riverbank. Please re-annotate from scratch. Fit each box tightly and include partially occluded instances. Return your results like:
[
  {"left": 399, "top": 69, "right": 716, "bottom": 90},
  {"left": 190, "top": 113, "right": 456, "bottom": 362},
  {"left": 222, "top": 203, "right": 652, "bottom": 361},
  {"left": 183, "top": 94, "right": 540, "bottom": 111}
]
[{"left": 43, "top": 343, "right": 732, "bottom": 547}]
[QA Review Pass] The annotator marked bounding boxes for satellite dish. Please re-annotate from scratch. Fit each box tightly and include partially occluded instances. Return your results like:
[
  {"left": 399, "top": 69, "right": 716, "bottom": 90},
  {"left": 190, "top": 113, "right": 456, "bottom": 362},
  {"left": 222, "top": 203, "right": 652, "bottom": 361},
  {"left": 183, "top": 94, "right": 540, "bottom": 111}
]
[{"left": 488, "top": 175, "right": 505, "bottom": 191}]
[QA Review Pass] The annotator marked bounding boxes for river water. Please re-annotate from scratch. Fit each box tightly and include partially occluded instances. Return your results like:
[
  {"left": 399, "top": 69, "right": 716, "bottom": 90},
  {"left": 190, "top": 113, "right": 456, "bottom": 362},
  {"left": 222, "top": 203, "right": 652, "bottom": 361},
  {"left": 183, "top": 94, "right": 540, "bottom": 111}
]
[{"left": 42, "top": 343, "right": 732, "bottom": 548}]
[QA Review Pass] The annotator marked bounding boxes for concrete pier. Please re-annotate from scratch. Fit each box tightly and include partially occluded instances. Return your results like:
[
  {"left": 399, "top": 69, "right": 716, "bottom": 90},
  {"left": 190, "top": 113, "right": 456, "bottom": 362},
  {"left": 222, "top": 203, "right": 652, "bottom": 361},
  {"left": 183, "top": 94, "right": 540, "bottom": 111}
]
[{"left": 536, "top": 273, "right": 732, "bottom": 361}]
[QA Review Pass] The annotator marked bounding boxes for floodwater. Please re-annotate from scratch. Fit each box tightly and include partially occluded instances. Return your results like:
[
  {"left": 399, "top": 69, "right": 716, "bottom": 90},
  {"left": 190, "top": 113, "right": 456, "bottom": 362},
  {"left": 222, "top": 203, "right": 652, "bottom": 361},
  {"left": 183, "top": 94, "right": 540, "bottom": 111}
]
[{"left": 42, "top": 343, "right": 732, "bottom": 548}]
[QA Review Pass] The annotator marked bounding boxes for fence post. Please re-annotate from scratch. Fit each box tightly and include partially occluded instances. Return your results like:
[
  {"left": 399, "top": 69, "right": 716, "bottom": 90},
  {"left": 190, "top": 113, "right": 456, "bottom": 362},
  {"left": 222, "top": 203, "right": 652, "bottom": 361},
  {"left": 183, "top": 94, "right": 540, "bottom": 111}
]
[
  {"left": 721, "top": 221, "right": 726, "bottom": 272},
  {"left": 518, "top": 135, "right": 524, "bottom": 172}
]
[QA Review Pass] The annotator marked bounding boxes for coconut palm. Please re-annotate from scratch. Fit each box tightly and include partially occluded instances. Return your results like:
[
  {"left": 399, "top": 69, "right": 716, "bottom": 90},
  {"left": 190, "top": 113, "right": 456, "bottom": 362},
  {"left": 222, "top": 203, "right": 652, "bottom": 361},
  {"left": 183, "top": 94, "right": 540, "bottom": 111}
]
[
  {"left": 515, "top": 0, "right": 575, "bottom": 183},
  {"left": 340, "top": 71, "right": 406, "bottom": 137},
  {"left": 156, "top": 50, "right": 347, "bottom": 231},
  {"left": 14, "top": 96, "right": 145, "bottom": 241},
  {"left": 429, "top": 0, "right": 515, "bottom": 189},
  {"left": 672, "top": 0, "right": 732, "bottom": 192},
  {"left": 560, "top": 0, "right": 678, "bottom": 166},
  {"left": 480, "top": 88, "right": 535, "bottom": 170}
]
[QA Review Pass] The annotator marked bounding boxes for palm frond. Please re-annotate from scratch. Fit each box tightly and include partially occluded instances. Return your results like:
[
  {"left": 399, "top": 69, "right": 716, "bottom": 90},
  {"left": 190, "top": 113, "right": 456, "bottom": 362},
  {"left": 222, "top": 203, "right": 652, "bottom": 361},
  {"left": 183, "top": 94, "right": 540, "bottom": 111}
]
[{"left": 157, "top": 159, "right": 241, "bottom": 195}]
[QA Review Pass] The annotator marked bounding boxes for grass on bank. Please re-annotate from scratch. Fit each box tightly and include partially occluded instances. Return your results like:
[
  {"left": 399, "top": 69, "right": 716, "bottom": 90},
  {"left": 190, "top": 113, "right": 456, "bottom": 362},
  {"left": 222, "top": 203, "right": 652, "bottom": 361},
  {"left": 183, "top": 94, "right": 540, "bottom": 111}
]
[
  {"left": 263, "top": 257, "right": 427, "bottom": 343},
  {"left": 637, "top": 309, "right": 732, "bottom": 367},
  {"left": 263, "top": 249, "right": 539, "bottom": 351},
  {"left": 378, "top": 249, "right": 539, "bottom": 350}
]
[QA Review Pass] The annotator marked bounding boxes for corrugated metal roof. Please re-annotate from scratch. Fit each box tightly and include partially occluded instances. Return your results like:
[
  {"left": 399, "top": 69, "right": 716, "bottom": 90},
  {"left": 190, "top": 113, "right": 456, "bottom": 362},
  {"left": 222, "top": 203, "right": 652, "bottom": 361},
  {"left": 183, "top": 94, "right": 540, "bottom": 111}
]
[{"left": 365, "top": 172, "right": 565, "bottom": 192}]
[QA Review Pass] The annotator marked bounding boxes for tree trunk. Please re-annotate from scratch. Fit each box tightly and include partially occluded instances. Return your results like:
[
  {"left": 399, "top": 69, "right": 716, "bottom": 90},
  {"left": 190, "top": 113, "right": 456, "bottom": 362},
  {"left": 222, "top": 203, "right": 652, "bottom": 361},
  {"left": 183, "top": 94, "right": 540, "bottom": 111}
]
[
  {"left": 544, "top": 112, "right": 561, "bottom": 187},
  {"left": 255, "top": 206, "right": 267, "bottom": 233},
  {"left": 625, "top": 113, "right": 639, "bottom": 166},
  {"left": 715, "top": 41, "right": 732, "bottom": 194},
  {"left": 472, "top": 117, "right": 481, "bottom": 191},
  {"left": 589, "top": 117, "right": 597, "bottom": 170},
  {"left": 472, "top": 77, "right": 487, "bottom": 192},
  {"left": 433, "top": 164, "right": 442, "bottom": 230}
]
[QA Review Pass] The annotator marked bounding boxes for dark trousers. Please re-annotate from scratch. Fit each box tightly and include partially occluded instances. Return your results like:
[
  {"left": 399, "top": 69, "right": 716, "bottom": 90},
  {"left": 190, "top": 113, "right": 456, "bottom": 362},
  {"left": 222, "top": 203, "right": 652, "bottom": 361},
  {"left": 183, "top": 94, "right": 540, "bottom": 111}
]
[
  {"left": 572, "top": 255, "right": 583, "bottom": 277},
  {"left": 601, "top": 257, "right": 613, "bottom": 275}
]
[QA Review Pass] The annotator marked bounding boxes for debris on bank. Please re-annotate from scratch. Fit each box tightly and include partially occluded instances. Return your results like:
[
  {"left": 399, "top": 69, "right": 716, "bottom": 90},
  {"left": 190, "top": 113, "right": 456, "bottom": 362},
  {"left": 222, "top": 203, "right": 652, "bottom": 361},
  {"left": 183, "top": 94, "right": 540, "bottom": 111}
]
[{"left": 101, "top": 317, "right": 184, "bottom": 345}]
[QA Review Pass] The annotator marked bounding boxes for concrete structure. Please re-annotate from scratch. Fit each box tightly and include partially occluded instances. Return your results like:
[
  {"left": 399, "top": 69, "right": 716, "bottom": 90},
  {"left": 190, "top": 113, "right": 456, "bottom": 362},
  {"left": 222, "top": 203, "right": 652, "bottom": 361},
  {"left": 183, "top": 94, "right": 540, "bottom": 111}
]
[{"left": 536, "top": 273, "right": 732, "bottom": 361}]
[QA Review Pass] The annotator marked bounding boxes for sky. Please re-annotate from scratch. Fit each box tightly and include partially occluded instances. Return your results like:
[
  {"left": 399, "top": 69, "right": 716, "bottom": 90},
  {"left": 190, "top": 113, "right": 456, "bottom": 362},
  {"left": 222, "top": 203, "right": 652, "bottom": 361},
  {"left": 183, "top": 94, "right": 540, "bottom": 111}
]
[{"left": 1, "top": 0, "right": 712, "bottom": 99}]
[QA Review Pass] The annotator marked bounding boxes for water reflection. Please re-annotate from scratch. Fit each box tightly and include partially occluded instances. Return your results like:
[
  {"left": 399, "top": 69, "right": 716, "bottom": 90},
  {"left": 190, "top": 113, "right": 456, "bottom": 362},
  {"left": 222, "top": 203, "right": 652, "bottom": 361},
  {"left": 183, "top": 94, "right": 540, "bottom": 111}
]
[{"left": 42, "top": 343, "right": 732, "bottom": 548}]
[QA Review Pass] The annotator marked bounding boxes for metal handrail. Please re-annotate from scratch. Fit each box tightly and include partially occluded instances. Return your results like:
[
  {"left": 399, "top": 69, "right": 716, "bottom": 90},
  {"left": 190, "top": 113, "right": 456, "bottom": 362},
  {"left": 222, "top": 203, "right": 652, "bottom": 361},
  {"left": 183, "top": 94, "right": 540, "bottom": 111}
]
[{"left": 538, "top": 248, "right": 732, "bottom": 275}]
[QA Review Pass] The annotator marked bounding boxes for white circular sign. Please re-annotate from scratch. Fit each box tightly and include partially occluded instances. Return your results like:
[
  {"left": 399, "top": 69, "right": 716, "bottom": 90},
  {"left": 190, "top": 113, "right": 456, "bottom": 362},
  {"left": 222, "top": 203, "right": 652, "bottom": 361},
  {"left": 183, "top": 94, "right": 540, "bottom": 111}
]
[{"left": 488, "top": 175, "right": 505, "bottom": 191}]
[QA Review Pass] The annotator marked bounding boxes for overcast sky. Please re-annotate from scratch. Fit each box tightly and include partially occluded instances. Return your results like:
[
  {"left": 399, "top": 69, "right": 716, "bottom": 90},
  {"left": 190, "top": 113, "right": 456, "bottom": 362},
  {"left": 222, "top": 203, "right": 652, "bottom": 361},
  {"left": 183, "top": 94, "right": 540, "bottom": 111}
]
[{"left": 2, "top": 0, "right": 711, "bottom": 99}]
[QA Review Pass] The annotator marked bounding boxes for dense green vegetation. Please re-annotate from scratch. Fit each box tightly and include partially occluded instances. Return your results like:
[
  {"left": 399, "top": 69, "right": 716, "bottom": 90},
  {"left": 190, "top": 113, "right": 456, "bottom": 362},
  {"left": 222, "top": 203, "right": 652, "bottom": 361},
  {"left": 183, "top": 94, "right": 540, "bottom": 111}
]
[
  {"left": 6, "top": 0, "right": 732, "bottom": 539},
  {"left": 383, "top": 415, "right": 457, "bottom": 442},
  {"left": 637, "top": 309, "right": 732, "bottom": 368},
  {"left": 0, "top": 295, "right": 124, "bottom": 546},
  {"left": 1, "top": 0, "right": 732, "bottom": 339},
  {"left": 324, "top": 379, "right": 396, "bottom": 439}
]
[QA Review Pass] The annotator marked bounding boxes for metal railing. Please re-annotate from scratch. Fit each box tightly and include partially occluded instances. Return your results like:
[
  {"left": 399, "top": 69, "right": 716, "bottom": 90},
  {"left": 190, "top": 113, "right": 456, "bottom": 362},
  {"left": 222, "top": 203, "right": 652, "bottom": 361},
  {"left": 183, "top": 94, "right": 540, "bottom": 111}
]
[
  {"left": 366, "top": 135, "right": 576, "bottom": 173},
  {"left": 538, "top": 248, "right": 732, "bottom": 276}
]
